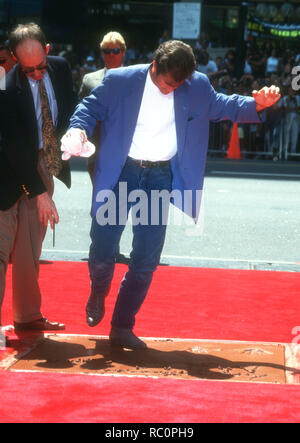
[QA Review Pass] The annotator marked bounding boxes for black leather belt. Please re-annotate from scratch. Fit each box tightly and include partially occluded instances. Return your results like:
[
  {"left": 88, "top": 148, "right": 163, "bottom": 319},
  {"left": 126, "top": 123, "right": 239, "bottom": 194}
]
[{"left": 128, "top": 157, "right": 170, "bottom": 169}]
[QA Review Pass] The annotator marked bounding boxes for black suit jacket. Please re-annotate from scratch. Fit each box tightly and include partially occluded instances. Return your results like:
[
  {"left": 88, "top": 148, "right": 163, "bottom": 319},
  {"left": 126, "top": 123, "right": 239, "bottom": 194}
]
[{"left": 0, "top": 56, "right": 76, "bottom": 210}]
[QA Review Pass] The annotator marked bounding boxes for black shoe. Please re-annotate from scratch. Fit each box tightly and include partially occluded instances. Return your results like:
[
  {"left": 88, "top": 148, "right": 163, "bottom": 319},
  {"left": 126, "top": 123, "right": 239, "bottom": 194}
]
[
  {"left": 109, "top": 327, "right": 147, "bottom": 350},
  {"left": 115, "top": 253, "right": 130, "bottom": 264},
  {"left": 86, "top": 293, "right": 105, "bottom": 327},
  {"left": 14, "top": 317, "right": 65, "bottom": 331}
]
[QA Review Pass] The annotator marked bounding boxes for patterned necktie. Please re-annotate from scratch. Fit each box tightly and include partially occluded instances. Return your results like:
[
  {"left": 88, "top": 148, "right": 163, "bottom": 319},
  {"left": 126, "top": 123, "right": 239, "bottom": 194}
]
[{"left": 39, "top": 78, "right": 62, "bottom": 177}]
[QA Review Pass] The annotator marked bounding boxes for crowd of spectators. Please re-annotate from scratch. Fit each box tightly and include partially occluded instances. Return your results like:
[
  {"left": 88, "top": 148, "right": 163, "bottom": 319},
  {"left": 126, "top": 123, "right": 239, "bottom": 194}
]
[
  {"left": 53, "top": 37, "right": 300, "bottom": 160},
  {"left": 196, "top": 42, "right": 300, "bottom": 159}
]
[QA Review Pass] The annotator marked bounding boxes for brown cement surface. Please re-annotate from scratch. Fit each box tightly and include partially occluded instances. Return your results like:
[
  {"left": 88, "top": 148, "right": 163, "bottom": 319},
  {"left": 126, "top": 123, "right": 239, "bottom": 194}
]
[{"left": 9, "top": 334, "right": 291, "bottom": 384}]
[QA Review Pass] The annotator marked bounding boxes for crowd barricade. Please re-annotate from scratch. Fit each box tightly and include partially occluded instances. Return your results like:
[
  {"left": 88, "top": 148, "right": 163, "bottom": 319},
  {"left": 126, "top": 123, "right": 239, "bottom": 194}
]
[
  {"left": 280, "top": 115, "right": 300, "bottom": 160},
  {"left": 207, "top": 117, "right": 300, "bottom": 160}
]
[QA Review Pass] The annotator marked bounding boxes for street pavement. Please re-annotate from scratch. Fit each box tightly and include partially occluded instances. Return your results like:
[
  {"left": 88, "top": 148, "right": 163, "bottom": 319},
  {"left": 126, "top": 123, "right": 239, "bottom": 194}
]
[{"left": 41, "top": 157, "right": 300, "bottom": 272}]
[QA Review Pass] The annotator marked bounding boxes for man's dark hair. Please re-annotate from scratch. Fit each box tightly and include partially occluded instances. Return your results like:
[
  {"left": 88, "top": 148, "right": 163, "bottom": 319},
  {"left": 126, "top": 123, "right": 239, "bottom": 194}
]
[
  {"left": 153, "top": 40, "right": 196, "bottom": 82},
  {"left": 9, "top": 23, "right": 46, "bottom": 55}
]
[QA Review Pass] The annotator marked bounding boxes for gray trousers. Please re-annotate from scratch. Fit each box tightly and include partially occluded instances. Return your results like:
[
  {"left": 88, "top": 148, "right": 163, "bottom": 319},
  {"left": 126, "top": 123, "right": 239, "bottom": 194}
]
[{"left": 0, "top": 195, "right": 48, "bottom": 325}]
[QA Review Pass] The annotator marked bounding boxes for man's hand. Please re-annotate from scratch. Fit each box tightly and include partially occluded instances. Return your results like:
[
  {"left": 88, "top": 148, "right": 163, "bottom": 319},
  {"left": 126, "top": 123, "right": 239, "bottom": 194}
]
[
  {"left": 36, "top": 192, "right": 59, "bottom": 230},
  {"left": 60, "top": 128, "right": 95, "bottom": 160},
  {"left": 252, "top": 85, "right": 281, "bottom": 112}
]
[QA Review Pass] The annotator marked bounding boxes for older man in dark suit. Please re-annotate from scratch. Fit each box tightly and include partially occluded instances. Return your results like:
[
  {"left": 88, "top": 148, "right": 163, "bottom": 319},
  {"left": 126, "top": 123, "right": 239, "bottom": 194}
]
[{"left": 0, "top": 23, "right": 75, "bottom": 333}]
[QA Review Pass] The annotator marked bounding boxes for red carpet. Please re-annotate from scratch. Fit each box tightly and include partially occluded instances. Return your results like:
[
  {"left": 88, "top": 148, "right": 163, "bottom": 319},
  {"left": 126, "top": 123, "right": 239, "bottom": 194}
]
[
  {"left": 1, "top": 262, "right": 300, "bottom": 423},
  {"left": 1, "top": 371, "right": 300, "bottom": 423},
  {"left": 2, "top": 261, "right": 300, "bottom": 343}
]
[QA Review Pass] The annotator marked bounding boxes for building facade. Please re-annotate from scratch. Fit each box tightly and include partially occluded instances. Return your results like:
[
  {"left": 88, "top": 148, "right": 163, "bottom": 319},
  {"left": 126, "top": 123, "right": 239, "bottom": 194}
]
[{"left": 0, "top": 1, "right": 299, "bottom": 52}]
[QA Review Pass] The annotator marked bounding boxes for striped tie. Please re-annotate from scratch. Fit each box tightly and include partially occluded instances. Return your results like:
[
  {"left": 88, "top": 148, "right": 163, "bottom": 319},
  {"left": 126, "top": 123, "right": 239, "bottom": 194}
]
[{"left": 39, "top": 78, "right": 62, "bottom": 177}]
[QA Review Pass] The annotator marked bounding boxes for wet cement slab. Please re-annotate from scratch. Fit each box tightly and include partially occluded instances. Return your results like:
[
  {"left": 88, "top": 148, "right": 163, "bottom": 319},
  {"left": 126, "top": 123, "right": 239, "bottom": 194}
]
[{"left": 8, "top": 334, "right": 300, "bottom": 384}]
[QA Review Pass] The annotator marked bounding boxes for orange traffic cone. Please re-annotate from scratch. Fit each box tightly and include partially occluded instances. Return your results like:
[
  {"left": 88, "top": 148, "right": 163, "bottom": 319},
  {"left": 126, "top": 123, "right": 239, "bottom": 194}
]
[{"left": 227, "top": 122, "right": 241, "bottom": 159}]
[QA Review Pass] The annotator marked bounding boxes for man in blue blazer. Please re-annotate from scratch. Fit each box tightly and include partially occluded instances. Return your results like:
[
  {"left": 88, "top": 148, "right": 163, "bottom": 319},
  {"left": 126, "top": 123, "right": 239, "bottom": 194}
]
[{"left": 67, "top": 40, "right": 280, "bottom": 349}]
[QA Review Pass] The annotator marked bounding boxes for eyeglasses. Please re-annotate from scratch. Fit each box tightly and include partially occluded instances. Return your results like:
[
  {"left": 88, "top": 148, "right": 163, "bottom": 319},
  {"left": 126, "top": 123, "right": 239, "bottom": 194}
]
[
  {"left": 102, "top": 48, "right": 122, "bottom": 55},
  {"left": 21, "top": 64, "right": 48, "bottom": 75}
]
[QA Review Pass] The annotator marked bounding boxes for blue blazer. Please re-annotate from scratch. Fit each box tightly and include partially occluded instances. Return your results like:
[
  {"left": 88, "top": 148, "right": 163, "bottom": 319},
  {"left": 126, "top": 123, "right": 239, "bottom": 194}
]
[{"left": 69, "top": 64, "right": 262, "bottom": 221}]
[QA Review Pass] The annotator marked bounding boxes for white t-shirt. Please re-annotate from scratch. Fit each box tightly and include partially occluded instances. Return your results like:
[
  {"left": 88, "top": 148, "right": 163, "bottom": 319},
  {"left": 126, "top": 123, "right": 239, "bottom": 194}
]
[{"left": 128, "top": 71, "right": 177, "bottom": 161}]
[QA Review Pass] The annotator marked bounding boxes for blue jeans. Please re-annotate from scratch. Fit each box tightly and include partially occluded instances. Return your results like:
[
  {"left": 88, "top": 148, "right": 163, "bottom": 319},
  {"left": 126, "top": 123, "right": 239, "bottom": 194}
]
[{"left": 88, "top": 157, "right": 172, "bottom": 330}]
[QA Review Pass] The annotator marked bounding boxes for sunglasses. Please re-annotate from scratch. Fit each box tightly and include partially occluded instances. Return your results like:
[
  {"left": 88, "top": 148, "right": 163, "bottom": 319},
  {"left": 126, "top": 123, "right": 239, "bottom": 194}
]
[
  {"left": 22, "top": 64, "right": 48, "bottom": 75},
  {"left": 102, "top": 48, "right": 122, "bottom": 55}
]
